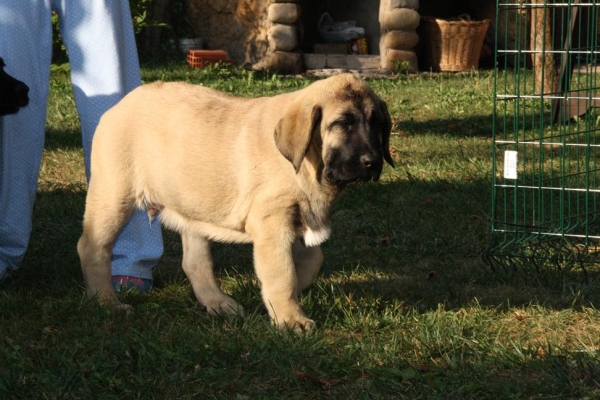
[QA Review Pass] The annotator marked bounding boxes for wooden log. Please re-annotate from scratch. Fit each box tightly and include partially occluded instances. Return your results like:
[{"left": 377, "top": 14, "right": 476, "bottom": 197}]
[
  {"left": 530, "top": 0, "right": 558, "bottom": 94},
  {"left": 268, "top": 3, "right": 301, "bottom": 24},
  {"left": 383, "top": 8, "right": 420, "bottom": 31},
  {"left": 268, "top": 24, "right": 298, "bottom": 52},
  {"left": 390, "top": 0, "right": 419, "bottom": 10},
  {"left": 384, "top": 49, "right": 418, "bottom": 72},
  {"left": 384, "top": 30, "right": 419, "bottom": 51},
  {"left": 256, "top": 51, "right": 303, "bottom": 74}
]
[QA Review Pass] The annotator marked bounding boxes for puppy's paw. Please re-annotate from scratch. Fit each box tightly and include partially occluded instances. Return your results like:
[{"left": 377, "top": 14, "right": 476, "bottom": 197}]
[
  {"left": 111, "top": 303, "right": 134, "bottom": 312},
  {"left": 205, "top": 296, "right": 246, "bottom": 317},
  {"left": 280, "top": 316, "right": 316, "bottom": 334},
  {"left": 98, "top": 297, "right": 132, "bottom": 312},
  {"left": 91, "top": 296, "right": 133, "bottom": 313},
  {"left": 91, "top": 290, "right": 130, "bottom": 311}
]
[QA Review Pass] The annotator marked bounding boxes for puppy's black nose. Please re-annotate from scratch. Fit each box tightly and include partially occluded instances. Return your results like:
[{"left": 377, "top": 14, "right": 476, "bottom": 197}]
[{"left": 360, "top": 154, "right": 374, "bottom": 168}]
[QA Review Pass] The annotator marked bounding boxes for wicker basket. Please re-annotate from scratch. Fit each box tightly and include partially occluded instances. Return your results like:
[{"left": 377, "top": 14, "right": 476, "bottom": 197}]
[{"left": 418, "top": 16, "right": 490, "bottom": 72}]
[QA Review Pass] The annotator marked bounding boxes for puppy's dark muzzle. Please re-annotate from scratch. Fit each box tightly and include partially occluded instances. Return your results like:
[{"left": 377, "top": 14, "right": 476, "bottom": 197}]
[{"left": 325, "top": 151, "right": 384, "bottom": 186}]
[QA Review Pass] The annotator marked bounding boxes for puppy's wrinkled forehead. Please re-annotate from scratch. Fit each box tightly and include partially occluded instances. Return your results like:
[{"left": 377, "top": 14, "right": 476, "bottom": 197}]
[{"left": 326, "top": 77, "right": 377, "bottom": 115}]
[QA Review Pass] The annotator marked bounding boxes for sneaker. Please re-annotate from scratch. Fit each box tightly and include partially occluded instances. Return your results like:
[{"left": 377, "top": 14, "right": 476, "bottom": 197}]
[{"left": 112, "top": 275, "right": 152, "bottom": 293}]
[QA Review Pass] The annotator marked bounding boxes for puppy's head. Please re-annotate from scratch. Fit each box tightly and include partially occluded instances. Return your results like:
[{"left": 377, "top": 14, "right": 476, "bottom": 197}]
[
  {"left": 0, "top": 57, "right": 30, "bottom": 116},
  {"left": 275, "top": 74, "right": 394, "bottom": 188}
]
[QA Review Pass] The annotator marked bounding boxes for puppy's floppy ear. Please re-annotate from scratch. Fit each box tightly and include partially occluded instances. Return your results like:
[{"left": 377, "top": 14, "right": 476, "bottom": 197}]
[
  {"left": 378, "top": 100, "right": 395, "bottom": 168},
  {"left": 274, "top": 103, "right": 322, "bottom": 173}
]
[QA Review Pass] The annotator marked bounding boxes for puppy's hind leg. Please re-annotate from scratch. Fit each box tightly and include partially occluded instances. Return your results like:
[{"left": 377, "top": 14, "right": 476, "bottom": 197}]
[
  {"left": 181, "top": 232, "right": 245, "bottom": 317},
  {"left": 78, "top": 180, "right": 136, "bottom": 309}
]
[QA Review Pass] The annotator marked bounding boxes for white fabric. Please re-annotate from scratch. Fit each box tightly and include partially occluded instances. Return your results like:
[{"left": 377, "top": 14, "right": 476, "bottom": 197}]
[{"left": 0, "top": 0, "right": 163, "bottom": 280}]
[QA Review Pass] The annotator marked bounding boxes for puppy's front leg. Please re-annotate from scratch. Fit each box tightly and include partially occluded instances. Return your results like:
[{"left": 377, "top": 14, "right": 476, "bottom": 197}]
[
  {"left": 252, "top": 220, "right": 314, "bottom": 332},
  {"left": 181, "top": 232, "right": 245, "bottom": 316}
]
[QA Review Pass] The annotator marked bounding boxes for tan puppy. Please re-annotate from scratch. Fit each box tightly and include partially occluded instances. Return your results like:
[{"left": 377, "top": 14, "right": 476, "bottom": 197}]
[{"left": 78, "top": 74, "right": 394, "bottom": 331}]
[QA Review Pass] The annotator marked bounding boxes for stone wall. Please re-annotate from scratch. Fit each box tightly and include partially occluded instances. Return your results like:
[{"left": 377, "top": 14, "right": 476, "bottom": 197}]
[
  {"left": 183, "top": 0, "right": 506, "bottom": 73},
  {"left": 187, "top": 0, "right": 304, "bottom": 73},
  {"left": 379, "top": 0, "right": 420, "bottom": 72},
  {"left": 185, "top": 0, "right": 422, "bottom": 73},
  {"left": 187, "top": 0, "right": 271, "bottom": 67},
  {"left": 260, "top": 0, "right": 303, "bottom": 73}
]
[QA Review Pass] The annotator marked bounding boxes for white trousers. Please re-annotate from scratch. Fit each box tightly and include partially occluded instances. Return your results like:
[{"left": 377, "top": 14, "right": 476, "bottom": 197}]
[{"left": 0, "top": 0, "right": 163, "bottom": 279}]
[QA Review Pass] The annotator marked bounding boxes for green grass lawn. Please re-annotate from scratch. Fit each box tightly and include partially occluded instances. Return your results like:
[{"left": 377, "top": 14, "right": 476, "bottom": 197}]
[{"left": 1, "top": 63, "right": 599, "bottom": 399}]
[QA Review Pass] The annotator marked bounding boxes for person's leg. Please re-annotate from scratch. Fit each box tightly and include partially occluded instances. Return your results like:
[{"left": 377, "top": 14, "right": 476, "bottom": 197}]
[
  {"left": 56, "top": 0, "right": 163, "bottom": 283},
  {"left": 0, "top": 0, "right": 53, "bottom": 280}
]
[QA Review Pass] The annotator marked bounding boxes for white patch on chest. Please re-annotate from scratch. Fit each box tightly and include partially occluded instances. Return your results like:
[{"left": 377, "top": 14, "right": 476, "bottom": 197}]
[{"left": 303, "top": 226, "right": 331, "bottom": 247}]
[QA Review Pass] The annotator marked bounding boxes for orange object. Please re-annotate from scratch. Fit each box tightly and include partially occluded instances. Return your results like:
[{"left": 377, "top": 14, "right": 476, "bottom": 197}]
[{"left": 187, "top": 50, "right": 234, "bottom": 68}]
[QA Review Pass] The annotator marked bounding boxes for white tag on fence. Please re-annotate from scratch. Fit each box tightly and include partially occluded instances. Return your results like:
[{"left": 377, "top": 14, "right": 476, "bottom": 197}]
[{"left": 504, "top": 150, "right": 518, "bottom": 180}]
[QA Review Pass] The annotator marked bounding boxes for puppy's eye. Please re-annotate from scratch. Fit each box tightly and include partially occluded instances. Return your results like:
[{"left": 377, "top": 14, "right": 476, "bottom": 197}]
[
  {"left": 329, "top": 114, "right": 356, "bottom": 131},
  {"left": 340, "top": 114, "right": 355, "bottom": 130},
  {"left": 333, "top": 121, "right": 353, "bottom": 132}
]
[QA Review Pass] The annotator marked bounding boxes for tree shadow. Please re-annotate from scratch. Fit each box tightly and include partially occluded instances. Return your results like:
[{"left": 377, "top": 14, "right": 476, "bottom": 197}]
[
  {"left": 43, "top": 128, "right": 82, "bottom": 152},
  {"left": 19, "top": 167, "right": 599, "bottom": 312},
  {"left": 398, "top": 114, "right": 494, "bottom": 139},
  {"left": 322, "top": 177, "right": 600, "bottom": 313}
]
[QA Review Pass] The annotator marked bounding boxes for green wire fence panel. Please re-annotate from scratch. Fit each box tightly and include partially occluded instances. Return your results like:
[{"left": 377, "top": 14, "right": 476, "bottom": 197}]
[{"left": 484, "top": 0, "right": 600, "bottom": 276}]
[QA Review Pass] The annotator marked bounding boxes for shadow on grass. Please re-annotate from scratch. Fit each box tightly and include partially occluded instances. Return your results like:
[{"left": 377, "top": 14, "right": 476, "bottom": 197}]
[
  {"left": 43, "top": 128, "right": 83, "bottom": 152},
  {"left": 322, "top": 179, "right": 599, "bottom": 312},
  {"left": 10, "top": 166, "right": 597, "bottom": 314},
  {"left": 5, "top": 188, "right": 88, "bottom": 297},
  {"left": 399, "top": 114, "right": 494, "bottom": 138}
]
